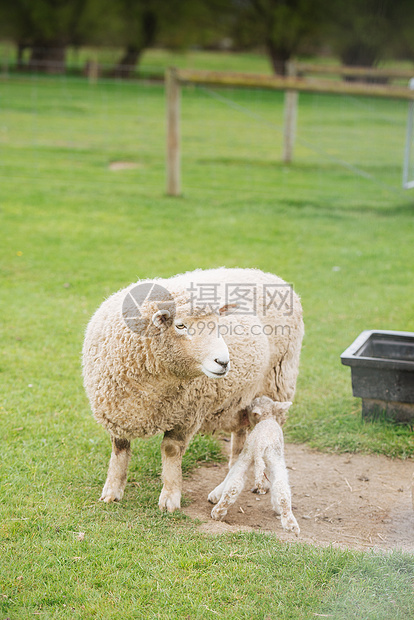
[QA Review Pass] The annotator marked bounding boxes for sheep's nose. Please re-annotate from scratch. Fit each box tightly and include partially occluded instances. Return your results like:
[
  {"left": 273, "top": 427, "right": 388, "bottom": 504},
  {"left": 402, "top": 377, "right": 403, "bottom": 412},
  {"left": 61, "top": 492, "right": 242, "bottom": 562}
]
[{"left": 215, "top": 358, "right": 229, "bottom": 370}]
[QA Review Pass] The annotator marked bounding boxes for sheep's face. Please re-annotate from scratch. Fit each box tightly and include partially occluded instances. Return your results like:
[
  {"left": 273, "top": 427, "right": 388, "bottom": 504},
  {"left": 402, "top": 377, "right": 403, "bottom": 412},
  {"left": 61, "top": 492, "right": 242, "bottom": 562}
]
[{"left": 152, "top": 307, "right": 231, "bottom": 380}]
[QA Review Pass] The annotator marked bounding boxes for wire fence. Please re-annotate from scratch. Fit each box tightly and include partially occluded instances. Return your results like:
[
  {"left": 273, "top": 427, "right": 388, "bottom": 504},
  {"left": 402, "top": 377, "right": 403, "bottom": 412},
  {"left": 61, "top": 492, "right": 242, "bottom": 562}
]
[
  {"left": 0, "top": 67, "right": 412, "bottom": 203},
  {"left": 179, "top": 83, "right": 409, "bottom": 196},
  {"left": 0, "top": 71, "right": 165, "bottom": 192}
]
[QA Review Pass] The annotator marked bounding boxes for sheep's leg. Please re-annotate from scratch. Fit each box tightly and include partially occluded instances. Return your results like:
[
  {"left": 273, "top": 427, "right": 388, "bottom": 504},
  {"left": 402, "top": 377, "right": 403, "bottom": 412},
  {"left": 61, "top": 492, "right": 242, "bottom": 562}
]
[
  {"left": 251, "top": 473, "right": 271, "bottom": 495},
  {"left": 209, "top": 422, "right": 248, "bottom": 503},
  {"left": 229, "top": 428, "right": 247, "bottom": 469},
  {"left": 267, "top": 454, "right": 300, "bottom": 536},
  {"left": 207, "top": 462, "right": 245, "bottom": 504},
  {"left": 158, "top": 427, "right": 191, "bottom": 513},
  {"left": 100, "top": 437, "right": 131, "bottom": 503},
  {"left": 211, "top": 460, "right": 249, "bottom": 520},
  {"left": 207, "top": 479, "right": 226, "bottom": 505},
  {"left": 252, "top": 455, "right": 269, "bottom": 495},
  {"left": 272, "top": 320, "right": 303, "bottom": 402}
]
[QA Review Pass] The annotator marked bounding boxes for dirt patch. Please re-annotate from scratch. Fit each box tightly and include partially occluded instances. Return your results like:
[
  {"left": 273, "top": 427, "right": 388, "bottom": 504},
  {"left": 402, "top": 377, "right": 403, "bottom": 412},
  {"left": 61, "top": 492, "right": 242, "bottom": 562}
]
[
  {"left": 108, "top": 161, "right": 142, "bottom": 171},
  {"left": 182, "top": 440, "right": 414, "bottom": 552}
]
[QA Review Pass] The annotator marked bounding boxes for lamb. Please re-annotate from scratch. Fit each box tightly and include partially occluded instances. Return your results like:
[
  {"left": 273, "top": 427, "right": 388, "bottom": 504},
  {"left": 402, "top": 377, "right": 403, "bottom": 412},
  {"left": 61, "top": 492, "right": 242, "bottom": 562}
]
[
  {"left": 208, "top": 396, "right": 300, "bottom": 535},
  {"left": 82, "top": 267, "right": 304, "bottom": 512}
]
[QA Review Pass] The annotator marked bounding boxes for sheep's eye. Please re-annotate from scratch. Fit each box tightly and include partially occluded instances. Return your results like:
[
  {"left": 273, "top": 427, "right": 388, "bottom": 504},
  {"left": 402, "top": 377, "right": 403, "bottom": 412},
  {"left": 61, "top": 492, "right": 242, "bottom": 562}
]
[{"left": 175, "top": 323, "right": 186, "bottom": 330}]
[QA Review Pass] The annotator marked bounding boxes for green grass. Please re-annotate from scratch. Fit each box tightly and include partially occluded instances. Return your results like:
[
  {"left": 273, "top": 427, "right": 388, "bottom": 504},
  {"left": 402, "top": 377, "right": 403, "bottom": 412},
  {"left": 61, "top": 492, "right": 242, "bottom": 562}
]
[{"left": 1, "top": 70, "right": 414, "bottom": 618}]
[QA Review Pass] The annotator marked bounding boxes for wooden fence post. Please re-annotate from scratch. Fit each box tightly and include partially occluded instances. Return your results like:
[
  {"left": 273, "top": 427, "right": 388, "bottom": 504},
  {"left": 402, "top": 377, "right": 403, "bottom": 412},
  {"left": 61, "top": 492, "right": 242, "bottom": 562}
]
[
  {"left": 403, "top": 78, "right": 414, "bottom": 189},
  {"left": 282, "top": 62, "right": 298, "bottom": 164},
  {"left": 166, "top": 67, "right": 181, "bottom": 196}
]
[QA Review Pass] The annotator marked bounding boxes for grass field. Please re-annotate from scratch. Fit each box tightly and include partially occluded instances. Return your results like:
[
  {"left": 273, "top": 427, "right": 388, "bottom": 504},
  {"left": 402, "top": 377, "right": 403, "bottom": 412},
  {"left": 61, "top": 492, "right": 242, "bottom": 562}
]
[{"left": 1, "top": 67, "right": 414, "bottom": 618}]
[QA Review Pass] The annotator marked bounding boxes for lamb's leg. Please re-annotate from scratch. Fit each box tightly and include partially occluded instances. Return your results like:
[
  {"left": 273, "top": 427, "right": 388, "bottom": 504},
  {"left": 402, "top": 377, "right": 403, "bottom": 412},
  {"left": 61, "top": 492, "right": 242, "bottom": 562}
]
[
  {"left": 252, "top": 455, "right": 269, "bottom": 495},
  {"left": 267, "top": 453, "right": 300, "bottom": 536},
  {"left": 207, "top": 479, "right": 226, "bottom": 505},
  {"left": 229, "top": 428, "right": 247, "bottom": 469},
  {"left": 158, "top": 427, "right": 191, "bottom": 513},
  {"left": 211, "top": 460, "right": 248, "bottom": 520},
  {"left": 208, "top": 424, "right": 248, "bottom": 504},
  {"left": 100, "top": 437, "right": 131, "bottom": 503}
]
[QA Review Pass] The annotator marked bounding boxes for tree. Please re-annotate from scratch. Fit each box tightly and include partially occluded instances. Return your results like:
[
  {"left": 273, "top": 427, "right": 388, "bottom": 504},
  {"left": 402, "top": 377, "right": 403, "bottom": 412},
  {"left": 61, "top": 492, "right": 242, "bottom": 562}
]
[
  {"left": 0, "top": 0, "right": 232, "bottom": 76},
  {"left": 0, "top": 0, "right": 97, "bottom": 73},
  {"left": 110, "top": 0, "right": 159, "bottom": 77},
  {"left": 325, "top": 0, "right": 392, "bottom": 68},
  {"left": 110, "top": 0, "right": 228, "bottom": 77},
  {"left": 230, "top": 0, "right": 325, "bottom": 75},
  {"left": 385, "top": 0, "right": 414, "bottom": 63}
]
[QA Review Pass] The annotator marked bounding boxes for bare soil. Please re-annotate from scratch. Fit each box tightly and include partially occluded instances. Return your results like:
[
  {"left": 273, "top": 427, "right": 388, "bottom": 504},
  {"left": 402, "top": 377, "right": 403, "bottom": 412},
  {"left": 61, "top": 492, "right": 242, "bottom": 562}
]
[
  {"left": 182, "top": 440, "right": 414, "bottom": 552},
  {"left": 108, "top": 161, "right": 142, "bottom": 171}
]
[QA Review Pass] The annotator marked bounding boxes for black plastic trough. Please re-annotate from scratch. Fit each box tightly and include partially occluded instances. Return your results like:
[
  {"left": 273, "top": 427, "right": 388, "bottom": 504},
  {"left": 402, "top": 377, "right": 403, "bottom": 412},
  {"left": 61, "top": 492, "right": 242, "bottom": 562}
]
[{"left": 341, "top": 330, "right": 414, "bottom": 422}]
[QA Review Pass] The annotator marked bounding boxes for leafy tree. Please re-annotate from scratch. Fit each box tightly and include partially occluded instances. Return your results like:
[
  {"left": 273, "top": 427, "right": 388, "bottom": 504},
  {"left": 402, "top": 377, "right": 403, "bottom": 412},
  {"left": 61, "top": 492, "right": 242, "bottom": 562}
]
[
  {"left": 385, "top": 0, "right": 414, "bottom": 63},
  {"left": 325, "top": 0, "right": 392, "bottom": 67},
  {"left": 230, "top": 0, "right": 325, "bottom": 74},
  {"left": 0, "top": 0, "right": 100, "bottom": 72},
  {"left": 109, "top": 0, "right": 159, "bottom": 77},
  {"left": 158, "top": 0, "right": 234, "bottom": 51},
  {"left": 110, "top": 0, "right": 231, "bottom": 76}
]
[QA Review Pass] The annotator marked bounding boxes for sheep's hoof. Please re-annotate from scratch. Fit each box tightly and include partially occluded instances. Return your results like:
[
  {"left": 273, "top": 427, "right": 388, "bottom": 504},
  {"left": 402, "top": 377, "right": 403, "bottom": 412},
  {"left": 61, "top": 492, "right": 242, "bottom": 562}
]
[
  {"left": 100, "top": 483, "right": 124, "bottom": 503},
  {"left": 158, "top": 488, "right": 181, "bottom": 513},
  {"left": 251, "top": 485, "right": 267, "bottom": 495},
  {"left": 100, "top": 495, "right": 118, "bottom": 503},
  {"left": 281, "top": 513, "right": 300, "bottom": 537},
  {"left": 207, "top": 488, "right": 221, "bottom": 504},
  {"left": 251, "top": 478, "right": 270, "bottom": 494},
  {"left": 211, "top": 505, "right": 227, "bottom": 521}
]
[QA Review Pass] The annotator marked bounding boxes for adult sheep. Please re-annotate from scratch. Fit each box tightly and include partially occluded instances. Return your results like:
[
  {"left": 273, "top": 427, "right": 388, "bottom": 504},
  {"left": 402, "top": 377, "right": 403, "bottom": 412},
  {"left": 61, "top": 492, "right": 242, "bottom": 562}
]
[{"left": 82, "top": 267, "right": 304, "bottom": 512}]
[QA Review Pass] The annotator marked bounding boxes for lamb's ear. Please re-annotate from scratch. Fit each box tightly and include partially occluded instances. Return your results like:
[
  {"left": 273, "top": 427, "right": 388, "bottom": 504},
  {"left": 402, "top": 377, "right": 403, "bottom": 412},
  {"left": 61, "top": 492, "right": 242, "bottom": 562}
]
[
  {"left": 274, "top": 401, "right": 292, "bottom": 413},
  {"left": 219, "top": 303, "right": 238, "bottom": 316},
  {"left": 152, "top": 309, "right": 171, "bottom": 328}
]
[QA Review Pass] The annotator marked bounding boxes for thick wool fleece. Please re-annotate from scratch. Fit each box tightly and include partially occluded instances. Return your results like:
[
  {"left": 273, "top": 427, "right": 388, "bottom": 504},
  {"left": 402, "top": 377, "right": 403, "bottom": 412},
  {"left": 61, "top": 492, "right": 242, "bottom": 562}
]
[{"left": 83, "top": 267, "right": 304, "bottom": 440}]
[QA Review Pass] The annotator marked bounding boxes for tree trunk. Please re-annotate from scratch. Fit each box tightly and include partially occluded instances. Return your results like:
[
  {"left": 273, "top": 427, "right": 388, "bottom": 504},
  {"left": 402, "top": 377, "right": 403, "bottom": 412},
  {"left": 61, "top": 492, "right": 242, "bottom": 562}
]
[
  {"left": 266, "top": 39, "right": 291, "bottom": 76},
  {"left": 340, "top": 44, "right": 378, "bottom": 68},
  {"left": 113, "top": 9, "right": 158, "bottom": 78},
  {"left": 340, "top": 44, "right": 388, "bottom": 83},
  {"left": 112, "top": 46, "right": 142, "bottom": 78},
  {"left": 28, "top": 43, "right": 66, "bottom": 74},
  {"left": 16, "top": 43, "right": 28, "bottom": 71}
]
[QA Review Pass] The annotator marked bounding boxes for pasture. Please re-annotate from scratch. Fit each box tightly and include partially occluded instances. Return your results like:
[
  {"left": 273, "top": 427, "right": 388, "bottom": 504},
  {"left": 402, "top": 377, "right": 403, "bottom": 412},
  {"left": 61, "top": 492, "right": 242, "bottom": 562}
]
[{"left": 1, "top": 65, "right": 413, "bottom": 618}]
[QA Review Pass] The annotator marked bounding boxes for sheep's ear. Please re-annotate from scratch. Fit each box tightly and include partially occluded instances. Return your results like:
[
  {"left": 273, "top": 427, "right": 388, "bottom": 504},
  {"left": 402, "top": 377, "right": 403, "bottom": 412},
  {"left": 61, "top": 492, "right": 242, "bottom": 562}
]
[
  {"left": 152, "top": 309, "right": 171, "bottom": 328},
  {"left": 219, "top": 303, "right": 238, "bottom": 316}
]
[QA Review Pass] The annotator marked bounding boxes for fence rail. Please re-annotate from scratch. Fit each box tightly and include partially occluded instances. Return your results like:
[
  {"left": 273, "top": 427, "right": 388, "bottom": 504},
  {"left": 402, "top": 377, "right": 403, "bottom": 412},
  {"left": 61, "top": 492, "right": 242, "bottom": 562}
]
[
  {"left": 174, "top": 68, "right": 414, "bottom": 100},
  {"left": 293, "top": 62, "right": 414, "bottom": 81}
]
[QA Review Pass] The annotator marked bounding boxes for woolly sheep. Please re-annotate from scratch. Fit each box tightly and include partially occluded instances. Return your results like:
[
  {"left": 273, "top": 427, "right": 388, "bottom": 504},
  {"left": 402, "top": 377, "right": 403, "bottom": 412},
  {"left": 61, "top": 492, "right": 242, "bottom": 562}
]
[
  {"left": 208, "top": 396, "right": 300, "bottom": 536},
  {"left": 82, "top": 267, "right": 304, "bottom": 512}
]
